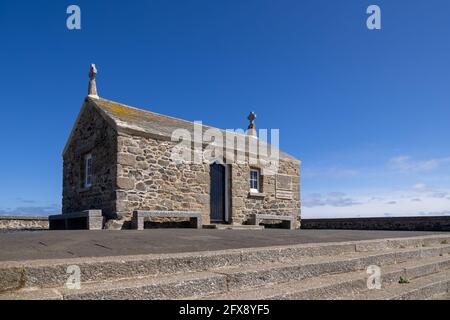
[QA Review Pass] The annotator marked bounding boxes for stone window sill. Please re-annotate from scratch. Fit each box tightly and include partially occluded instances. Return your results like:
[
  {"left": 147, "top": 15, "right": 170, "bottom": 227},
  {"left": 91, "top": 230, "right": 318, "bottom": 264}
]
[{"left": 248, "top": 191, "right": 266, "bottom": 198}]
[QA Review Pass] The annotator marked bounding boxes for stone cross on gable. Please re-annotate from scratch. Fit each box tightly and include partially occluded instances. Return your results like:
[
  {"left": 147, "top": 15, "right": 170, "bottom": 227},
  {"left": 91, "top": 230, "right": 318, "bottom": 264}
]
[
  {"left": 247, "top": 111, "right": 257, "bottom": 137},
  {"left": 89, "top": 64, "right": 97, "bottom": 80},
  {"left": 247, "top": 111, "right": 256, "bottom": 129},
  {"left": 88, "top": 64, "right": 99, "bottom": 98}
]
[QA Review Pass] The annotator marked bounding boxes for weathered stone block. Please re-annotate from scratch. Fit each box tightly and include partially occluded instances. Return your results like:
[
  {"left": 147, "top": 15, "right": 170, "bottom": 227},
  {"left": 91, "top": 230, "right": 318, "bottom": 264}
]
[
  {"left": 135, "top": 182, "right": 146, "bottom": 191},
  {"left": 117, "top": 153, "right": 136, "bottom": 166},
  {"left": 116, "top": 177, "right": 135, "bottom": 190}
]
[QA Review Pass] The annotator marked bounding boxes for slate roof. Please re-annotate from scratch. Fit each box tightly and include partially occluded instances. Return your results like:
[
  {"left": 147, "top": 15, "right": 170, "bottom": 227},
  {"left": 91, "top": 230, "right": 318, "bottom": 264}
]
[
  {"left": 94, "top": 98, "right": 215, "bottom": 139},
  {"left": 65, "top": 97, "right": 299, "bottom": 161}
]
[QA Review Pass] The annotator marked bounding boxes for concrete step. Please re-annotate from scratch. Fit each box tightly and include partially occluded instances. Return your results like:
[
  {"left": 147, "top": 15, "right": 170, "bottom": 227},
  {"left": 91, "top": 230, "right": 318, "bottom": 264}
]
[
  {"left": 195, "top": 254, "right": 450, "bottom": 300},
  {"left": 2, "top": 244, "right": 450, "bottom": 300},
  {"left": 0, "top": 271, "right": 228, "bottom": 300},
  {"left": 430, "top": 291, "right": 450, "bottom": 300},
  {"left": 2, "top": 234, "right": 449, "bottom": 293},
  {"left": 346, "top": 268, "right": 450, "bottom": 300},
  {"left": 208, "top": 245, "right": 450, "bottom": 292}
]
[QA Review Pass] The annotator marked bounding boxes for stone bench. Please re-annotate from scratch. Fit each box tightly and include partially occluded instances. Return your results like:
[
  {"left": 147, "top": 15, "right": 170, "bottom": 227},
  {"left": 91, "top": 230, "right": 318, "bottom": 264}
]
[
  {"left": 132, "top": 210, "right": 203, "bottom": 230},
  {"left": 49, "top": 210, "right": 103, "bottom": 230},
  {"left": 249, "top": 214, "right": 295, "bottom": 230}
]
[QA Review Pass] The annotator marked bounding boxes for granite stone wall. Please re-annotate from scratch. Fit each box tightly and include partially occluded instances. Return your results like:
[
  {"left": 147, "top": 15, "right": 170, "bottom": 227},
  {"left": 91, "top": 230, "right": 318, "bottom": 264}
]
[
  {"left": 0, "top": 216, "right": 49, "bottom": 230},
  {"left": 230, "top": 160, "right": 301, "bottom": 226},
  {"left": 115, "top": 133, "right": 211, "bottom": 223},
  {"left": 62, "top": 104, "right": 117, "bottom": 217},
  {"left": 301, "top": 216, "right": 450, "bottom": 231},
  {"left": 115, "top": 132, "right": 301, "bottom": 226}
]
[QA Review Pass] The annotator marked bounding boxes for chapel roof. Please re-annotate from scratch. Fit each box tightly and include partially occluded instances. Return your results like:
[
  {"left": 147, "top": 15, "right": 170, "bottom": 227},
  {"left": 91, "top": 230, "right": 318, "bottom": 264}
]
[
  {"left": 90, "top": 97, "right": 299, "bottom": 161},
  {"left": 64, "top": 64, "right": 299, "bottom": 162}
]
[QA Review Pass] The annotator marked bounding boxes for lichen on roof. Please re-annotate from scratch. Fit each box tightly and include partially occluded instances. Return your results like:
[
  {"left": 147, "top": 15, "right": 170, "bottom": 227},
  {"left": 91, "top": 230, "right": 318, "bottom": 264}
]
[
  {"left": 95, "top": 98, "right": 197, "bottom": 133},
  {"left": 91, "top": 97, "right": 298, "bottom": 161}
]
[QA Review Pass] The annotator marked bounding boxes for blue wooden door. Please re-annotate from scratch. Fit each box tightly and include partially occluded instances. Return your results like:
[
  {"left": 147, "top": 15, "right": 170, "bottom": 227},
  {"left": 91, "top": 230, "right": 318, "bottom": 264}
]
[{"left": 210, "top": 163, "right": 226, "bottom": 222}]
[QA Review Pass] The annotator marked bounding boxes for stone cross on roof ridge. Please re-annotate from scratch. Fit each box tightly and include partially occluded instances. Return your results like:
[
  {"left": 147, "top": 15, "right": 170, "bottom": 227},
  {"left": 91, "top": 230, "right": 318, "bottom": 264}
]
[
  {"left": 247, "top": 111, "right": 257, "bottom": 137},
  {"left": 88, "top": 64, "right": 99, "bottom": 99},
  {"left": 247, "top": 111, "right": 256, "bottom": 129}
]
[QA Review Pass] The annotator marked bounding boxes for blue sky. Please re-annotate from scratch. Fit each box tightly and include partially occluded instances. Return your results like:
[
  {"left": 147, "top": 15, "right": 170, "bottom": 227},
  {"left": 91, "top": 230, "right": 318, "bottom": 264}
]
[{"left": 0, "top": 0, "right": 449, "bottom": 217}]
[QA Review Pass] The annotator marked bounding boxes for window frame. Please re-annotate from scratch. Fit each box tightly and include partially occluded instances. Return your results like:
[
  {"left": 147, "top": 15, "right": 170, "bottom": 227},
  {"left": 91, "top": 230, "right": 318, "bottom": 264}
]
[
  {"left": 84, "top": 153, "right": 93, "bottom": 188},
  {"left": 249, "top": 169, "right": 260, "bottom": 193}
]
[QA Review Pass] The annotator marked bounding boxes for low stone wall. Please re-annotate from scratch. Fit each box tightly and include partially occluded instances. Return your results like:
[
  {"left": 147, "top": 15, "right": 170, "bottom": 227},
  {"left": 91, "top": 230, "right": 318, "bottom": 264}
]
[
  {"left": 301, "top": 216, "right": 450, "bottom": 231},
  {"left": 0, "top": 216, "right": 49, "bottom": 230}
]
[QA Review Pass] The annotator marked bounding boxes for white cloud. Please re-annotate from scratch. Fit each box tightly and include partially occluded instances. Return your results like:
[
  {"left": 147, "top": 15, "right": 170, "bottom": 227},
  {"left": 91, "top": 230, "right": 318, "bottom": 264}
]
[
  {"left": 302, "top": 154, "right": 450, "bottom": 219},
  {"left": 0, "top": 204, "right": 60, "bottom": 216},
  {"left": 389, "top": 155, "right": 450, "bottom": 173},
  {"left": 412, "top": 182, "right": 429, "bottom": 191},
  {"left": 303, "top": 192, "right": 360, "bottom": 208},
  {"left": 303, "top": 187, "right": 450, "bottom": 218},
  {"left": 303, "top": 168, "right": 360, "bottom": 178},
  {"left": 409, "top": 183, "right": 449, "bottom": 198},
  {"left": 431, "top": 192, "right": 448, "bottom": 198}
]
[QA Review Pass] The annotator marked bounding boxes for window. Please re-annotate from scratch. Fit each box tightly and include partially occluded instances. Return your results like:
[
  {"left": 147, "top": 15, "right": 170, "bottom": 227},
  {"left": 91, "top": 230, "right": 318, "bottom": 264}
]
[
  {"left": 249, "top": 169, "right": 260, "bottom": 193},
  {"left": 84, "top": 153, "right": 93, "bottom": 188}
]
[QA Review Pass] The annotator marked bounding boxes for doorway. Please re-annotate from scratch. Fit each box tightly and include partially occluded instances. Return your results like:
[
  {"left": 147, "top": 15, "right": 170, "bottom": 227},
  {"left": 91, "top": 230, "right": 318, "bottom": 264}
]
[{"left": 210, "top": 162, "right": 228, "bottom": 223}]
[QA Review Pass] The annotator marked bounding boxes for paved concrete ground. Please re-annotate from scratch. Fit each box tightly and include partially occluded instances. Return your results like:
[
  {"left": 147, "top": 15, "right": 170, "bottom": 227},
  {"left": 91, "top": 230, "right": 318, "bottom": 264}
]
[{"left": 0, "top": 229, "right": 444, "bottom": 262}]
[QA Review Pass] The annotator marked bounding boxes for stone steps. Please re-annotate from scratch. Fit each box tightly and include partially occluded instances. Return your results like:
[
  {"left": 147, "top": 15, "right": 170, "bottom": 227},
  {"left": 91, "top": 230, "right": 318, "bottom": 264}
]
[
  {"left": 346, "top": 269, "right": 450, "bottom": 300},
  {"left": 430, "top": 291, "right": 450, "bottom": 300},
  {"left": 2, "top": 234, "right": 450, "bottom": 293},
  {"left": 1, "top": 271, "right": 227, "bottom": 300},
  {"left": 1, "top": 234, "right": 450, "bottom": 299},
  {"left": 2, "top": 241, "right": 450, "bottom": 300},
  {"left": 203, "top": 246, "right": 450, "bottom": 293},
  {"left": 197, "top": 253, "right": 450, "bottom": 300},
  {"left": 62, "top": 248, "right": 450, "bottom": 299}
]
